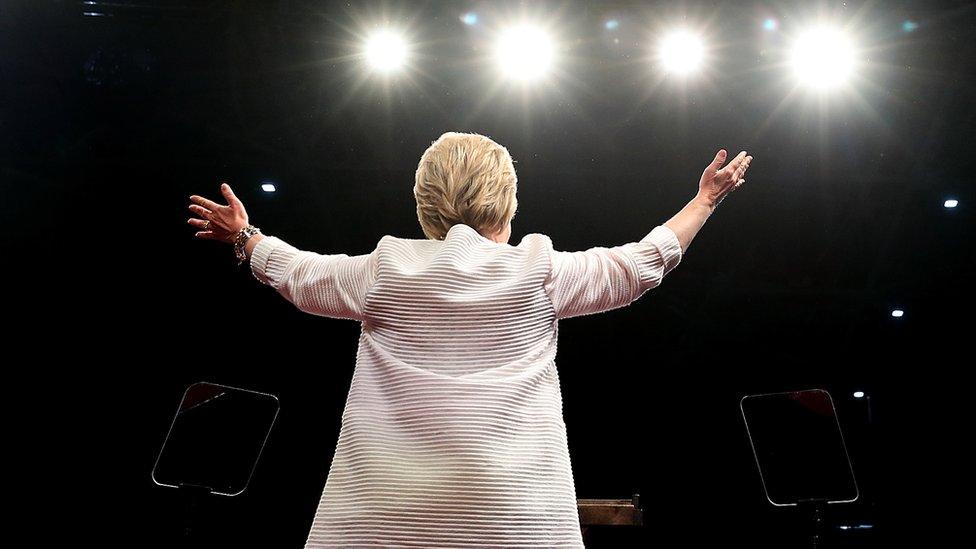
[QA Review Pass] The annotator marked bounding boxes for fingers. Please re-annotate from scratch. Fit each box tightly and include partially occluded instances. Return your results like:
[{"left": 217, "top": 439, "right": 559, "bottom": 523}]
[
  {"left": 220, "top": 183, "right": 243, "bottom": 209},
  {"left": 188, "top": 204, "right": 212, "bottom": 218},
  {"left": 190, "top": 194, "right": 222, "bottom": 211},
  {"left": 721, "top": 151, "right": 748, "bottom": 177},
  {"left": 194, "top": 231, "right": 217, "bottom": 240},
  {"left": 187, "top": 217, "right": 209, "bottom": 229},
  {"left": 709, "top": 149, "right": 728, "bottom": 170},
  {"left": 729, "top": 150, "right": 747, "bottom": 171},
  {"left": 731, "top": 155, "right": 753, "bottom": 191},
  {"left": 733, "top": 166, "right": 745, "bottom": 182},
  {"left": 733, "top": 157, "right": 747, "bottom": 179},
  {"left": 736, "top": 155, "right": 753, "bottom": 179}
]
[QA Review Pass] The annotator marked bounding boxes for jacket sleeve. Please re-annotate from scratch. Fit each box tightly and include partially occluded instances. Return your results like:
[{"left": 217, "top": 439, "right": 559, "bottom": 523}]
[
  {"left": 543, "top": 225, "right": 683, "bottom": 319},
  {"left": 250, "top": 236, "right": 378, "bottom": 321}
]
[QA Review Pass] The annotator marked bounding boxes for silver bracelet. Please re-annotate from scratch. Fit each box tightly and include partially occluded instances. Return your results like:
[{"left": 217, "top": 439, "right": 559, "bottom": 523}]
[{"left": 233, "top": 225, "right": 262, "bottom": 266}]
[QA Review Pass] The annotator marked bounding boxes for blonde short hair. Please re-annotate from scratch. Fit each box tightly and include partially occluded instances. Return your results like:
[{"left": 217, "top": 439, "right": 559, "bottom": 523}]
[{"left": 414, "top": 132, "right": 518, "bottom": 240}]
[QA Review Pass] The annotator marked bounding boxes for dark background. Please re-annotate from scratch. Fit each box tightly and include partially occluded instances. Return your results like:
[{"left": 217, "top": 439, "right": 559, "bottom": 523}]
[{"left": 5, "top": 0, "right": 973, "bottom": 546}]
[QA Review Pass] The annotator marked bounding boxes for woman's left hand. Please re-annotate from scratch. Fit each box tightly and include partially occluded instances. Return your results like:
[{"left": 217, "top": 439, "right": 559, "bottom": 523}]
[{"left": 188, "top": 183, "right": 249, "bottom": 243}]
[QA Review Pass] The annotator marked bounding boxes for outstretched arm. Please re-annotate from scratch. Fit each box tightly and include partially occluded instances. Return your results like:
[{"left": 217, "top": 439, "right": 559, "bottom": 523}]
[
  {"left": 545, "top": 148, "right": 753, "bottom": 319},
  {"left": 664, "top": 149, "right": 752, "bottom": 253},
  {"left": 247, "top": 237, "right": 376, "bottom": 321},
  {"left": 187, "top": 183, "right": 376, "bottom": 321}
]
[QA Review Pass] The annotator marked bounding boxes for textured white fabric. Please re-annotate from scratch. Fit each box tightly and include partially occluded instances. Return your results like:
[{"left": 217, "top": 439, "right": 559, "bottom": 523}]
[{"left": 251, "top": 223, "right": 682, "bottom": 547}]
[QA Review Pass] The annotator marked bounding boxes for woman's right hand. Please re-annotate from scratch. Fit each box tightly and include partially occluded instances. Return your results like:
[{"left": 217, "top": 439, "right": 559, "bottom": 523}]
[
  {"left": 188, "top": 183, "right": 250, "bottom": 244},
  {"left": 696, "top": 149, "right": 752, "bottom": 209}
]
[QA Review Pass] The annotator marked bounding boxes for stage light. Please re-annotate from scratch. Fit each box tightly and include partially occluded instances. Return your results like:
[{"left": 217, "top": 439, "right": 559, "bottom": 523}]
[
  {"left": 658, "top": 30, "right": 705, "bottom": 75},
  {"left": 363, "top": 28, "right": 409, "bottom": 73},
  {"left": 840, "top": 524, "right": 874, "bottom": 530},
  {"left": 944, "top": 199, "right": 958, "bottom": 208},
  {"left": 902, "top": 20, "right": 918, "bottom": 33},
  {"left": 763, "top": 18, "right": 778, "bottom": 31},
  {"left": 461, "top": 12, "right": 478, "bottom": 26},
  {"left": 495, "top": 24, "right": 554, "bottom": 81},
  {"left": 853, "top": 391, "right": 865, "bottom": 399},
  {"left": 790, "top": 25, "right": 857, "bottom": 90},
  {"left": 605, "top": 20, "right": 619, "bottom": 30},
  {"left": 261, "top": 182, "right": 276, "bottom": 193},
  {"left": 891, "top": 309, "right": 904, "bottom": 318}
]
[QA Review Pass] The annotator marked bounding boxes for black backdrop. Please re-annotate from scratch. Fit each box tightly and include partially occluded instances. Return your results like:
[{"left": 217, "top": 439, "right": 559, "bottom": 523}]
[{"left": 6, "top": 1, "right": 974, "bottom": 546}]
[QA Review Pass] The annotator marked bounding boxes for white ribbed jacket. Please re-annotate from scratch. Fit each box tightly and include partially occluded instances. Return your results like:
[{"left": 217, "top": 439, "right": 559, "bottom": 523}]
[{"left": 250, "top": 222, "right": 683, "bottom": 548}]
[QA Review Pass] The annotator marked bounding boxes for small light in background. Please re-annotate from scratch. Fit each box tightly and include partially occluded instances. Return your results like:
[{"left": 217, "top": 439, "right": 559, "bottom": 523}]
[
  {"left": 460, "top": 12, "right": 478, "bottom": 26},
  {"left": 944, "top": 199, "right": 958, "bottom": 208},
  {"left": 763, "top": 18, "right": 778, "bottom": 31},
  {"left": 891, "top": 309, "right": 904, "bottom": 318},
  {"left": 261, "top": 182, "right": 277, "bottom": 193},
  {"left": 902, "top": 20, "right": 919, "bottom": 33},
  {"left": 853, "top": 391, "right": 865, "bottom": 399},
  {"left": 605, "top": 19, "right": 620, "bottom": 30}
]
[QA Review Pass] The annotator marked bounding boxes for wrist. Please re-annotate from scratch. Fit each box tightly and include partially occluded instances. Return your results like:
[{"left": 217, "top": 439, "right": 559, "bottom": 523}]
[
  {"left": 233, "top": 225, "right": 262, "bottom": 265},
  {"left": 691, "top": 193, "right": 718, "bottom": 213},
  {"left": 244, "top": 233, "right": 265, "bottom": 258}
]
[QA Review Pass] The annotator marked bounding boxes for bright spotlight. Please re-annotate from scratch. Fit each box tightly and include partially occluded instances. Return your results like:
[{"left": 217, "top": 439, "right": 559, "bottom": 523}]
[
  {"left": 261, "top": 182, "right": 276, "bottom": 193},
  {"left": 791, "top": 25, "right": 857, "bottom": 90},
  {"left": 853, "top": 391, "right": 865, "bottom": 399},
  {"left": 891, "top": 309, "right": 904, "bottom": 318},
  {"left": 495, "top": 24, "right": 554, "bottom": 81},
  {"left": 658, "top": 30, "right": 705, "bottom": 75},
  {"left": 460, "top": 12, "right": 478, "bottom": 26},
  {"left": 763, "top": 18, "right": 778, "bottom": 31},
  {"left": 944, "top": 199, "right": 958, "bottom": 208},
  {"left": 363, "top": 29, "right": 408, "bottom": 73}
]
